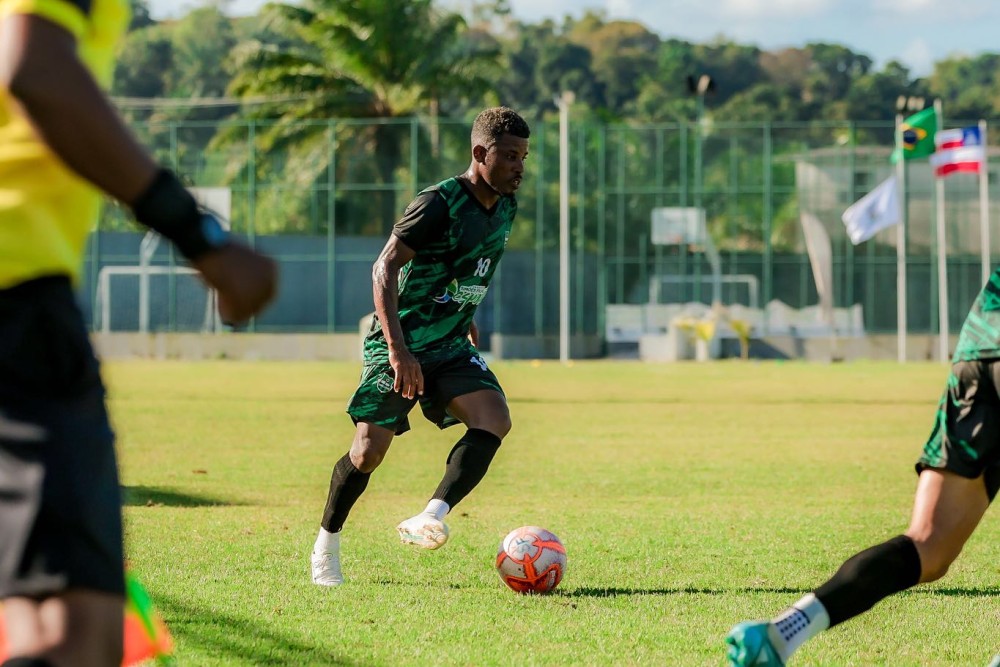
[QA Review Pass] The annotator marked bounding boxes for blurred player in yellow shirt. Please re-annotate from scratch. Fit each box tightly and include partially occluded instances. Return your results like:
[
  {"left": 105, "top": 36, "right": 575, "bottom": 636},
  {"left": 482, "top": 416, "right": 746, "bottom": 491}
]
[{"left": 0, "top": 1, "right": 278, "bottom": 664}]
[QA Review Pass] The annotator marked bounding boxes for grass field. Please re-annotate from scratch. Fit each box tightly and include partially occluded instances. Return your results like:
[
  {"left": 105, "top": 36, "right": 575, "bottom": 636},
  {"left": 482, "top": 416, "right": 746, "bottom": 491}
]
[{"left": 108, "top": 359, "right": 1000, "bottom": 666}]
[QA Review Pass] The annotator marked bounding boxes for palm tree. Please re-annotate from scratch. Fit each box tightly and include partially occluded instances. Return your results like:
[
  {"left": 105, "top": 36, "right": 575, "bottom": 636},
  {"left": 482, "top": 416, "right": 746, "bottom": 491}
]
[{"left": 220, "top": 0, "right": 500, "bottom": 235}]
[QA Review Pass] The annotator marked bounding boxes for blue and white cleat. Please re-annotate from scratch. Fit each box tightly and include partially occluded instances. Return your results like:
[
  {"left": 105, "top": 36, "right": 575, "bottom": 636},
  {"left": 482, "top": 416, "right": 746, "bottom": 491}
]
[
  {"left": 726, "top": 621, "right": 785, "bottom": 666},
  {"left": 986, "top": 654, "right": 1000, "bottom": 667}
]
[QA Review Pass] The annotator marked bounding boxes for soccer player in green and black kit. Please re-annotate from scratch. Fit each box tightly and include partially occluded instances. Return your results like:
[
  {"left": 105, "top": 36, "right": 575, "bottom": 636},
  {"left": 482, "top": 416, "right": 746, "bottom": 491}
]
[
  {"left": 727, "top": 271, "right": 1000, "bottom": 666},
  {"left": 311, "top": 107, "right": 529, "bottom": 586}
]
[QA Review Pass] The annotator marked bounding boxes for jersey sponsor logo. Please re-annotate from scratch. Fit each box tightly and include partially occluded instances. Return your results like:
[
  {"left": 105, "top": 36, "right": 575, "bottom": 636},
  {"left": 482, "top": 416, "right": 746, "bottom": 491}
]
[
  {"left": 375, "top": 373, "right": 395, "bottom": 393},
  {"left": 470, "top": 355, "right": 488, "bottom": 371},
  {"left": 432, "top": 279, "right": 488, "bottom": 311}
]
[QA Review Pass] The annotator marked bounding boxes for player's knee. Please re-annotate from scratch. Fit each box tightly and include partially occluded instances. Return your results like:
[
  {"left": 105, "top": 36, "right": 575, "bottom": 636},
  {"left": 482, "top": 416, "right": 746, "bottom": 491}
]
[
  {"left": 349, "top": 446, "right": 384, "bottom": 473},
  {"left": 917, "top": 551, "right": 954, "bottom": 583},
  {"left": 907, "top": 535, "right": 957, "bottom": 583},
  {"left": 32, "top": 621, "right": 122, "bottom": 667},
  {"left": 481, "top": 413, "right": 511, "bottom": 440},
  {"left": 919, "top": 558, "right": 951, "bottom": 583},
  {"left": 351, "top": 450, "right": 384, "bottom": 473},
  {"left": 465, "top": 411, "right": 511, "bottom": 440}
]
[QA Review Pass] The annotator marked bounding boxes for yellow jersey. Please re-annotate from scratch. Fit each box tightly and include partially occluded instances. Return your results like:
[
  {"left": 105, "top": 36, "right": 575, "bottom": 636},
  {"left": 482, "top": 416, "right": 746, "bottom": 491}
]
[{"left": 0, "top": 0, "right": 129, "bottom": 288}]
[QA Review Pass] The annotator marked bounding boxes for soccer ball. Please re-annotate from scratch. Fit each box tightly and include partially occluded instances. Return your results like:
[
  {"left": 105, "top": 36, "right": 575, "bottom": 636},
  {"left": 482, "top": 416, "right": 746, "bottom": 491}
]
[{"left": 495, "top": 526, "right": 566, "bottom": 594}]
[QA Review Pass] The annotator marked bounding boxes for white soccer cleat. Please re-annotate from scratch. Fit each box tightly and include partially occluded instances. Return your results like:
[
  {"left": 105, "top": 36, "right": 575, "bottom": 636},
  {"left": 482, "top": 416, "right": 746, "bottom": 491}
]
[
  {"left": 396, "top": 512, "right": 449, "bottom": 550},
  {"left": 311, "top": 549, "right": 344, "bottom": 587}
]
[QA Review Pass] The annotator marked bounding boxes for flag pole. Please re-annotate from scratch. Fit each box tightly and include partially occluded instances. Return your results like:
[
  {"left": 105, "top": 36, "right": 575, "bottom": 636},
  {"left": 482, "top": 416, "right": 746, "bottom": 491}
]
[
  {"left": 980, "top": 119, "right": 990, "bottom": 286},
  {"left": 934, "top": 98, "right": 949, "bottom": 362},
  {"left": 895, "top": 113, "right": 907, "bottom": 363}
]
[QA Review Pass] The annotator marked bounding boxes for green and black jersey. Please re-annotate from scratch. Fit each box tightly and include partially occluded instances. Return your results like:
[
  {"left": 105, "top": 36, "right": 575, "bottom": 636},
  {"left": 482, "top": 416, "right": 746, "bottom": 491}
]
[
  {"left": 953, "top": 268, "right": 1000, "bottom": 362},
  {"left": 362, "top": 177, "right": 516, "bottom": 364}
]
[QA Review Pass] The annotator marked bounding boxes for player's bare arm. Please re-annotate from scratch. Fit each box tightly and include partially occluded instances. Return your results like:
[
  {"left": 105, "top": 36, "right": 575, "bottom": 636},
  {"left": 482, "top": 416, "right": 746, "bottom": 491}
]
[
  {"left": 468, "top": 320, "right": 480, "bottom": 347},
  {"left": 0, "top": 13, "right": 157, "bottom": 202},
  {"left": 373, "top": 235, "right": 422, "bottom": 398},
  {"left": 0, "top": 13, "right": 277, "bottom": 325}
]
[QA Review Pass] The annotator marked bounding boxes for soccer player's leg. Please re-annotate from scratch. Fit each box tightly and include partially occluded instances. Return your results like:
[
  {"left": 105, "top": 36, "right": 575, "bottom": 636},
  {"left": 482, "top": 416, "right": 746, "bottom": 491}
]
[
  {"left": 728, "top": 360, "right": 998, "bottom": 665},
  {"left": 397, "top": 351, "right": 508, "bottom": 550},
  {"left": 908, "top": 360, "right": 998, "bottom": 583},
  {"left": 313, "top": 365, "right": 413, "bottom": 585},
  {"left": 725, "top": 619, "right": 787, "bottom": 667}
]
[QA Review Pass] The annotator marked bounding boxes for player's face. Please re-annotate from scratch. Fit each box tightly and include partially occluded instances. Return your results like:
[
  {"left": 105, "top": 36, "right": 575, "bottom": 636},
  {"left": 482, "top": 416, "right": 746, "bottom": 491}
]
[{"left": 483, "top": 134, "right": 529, "bottom": 195}]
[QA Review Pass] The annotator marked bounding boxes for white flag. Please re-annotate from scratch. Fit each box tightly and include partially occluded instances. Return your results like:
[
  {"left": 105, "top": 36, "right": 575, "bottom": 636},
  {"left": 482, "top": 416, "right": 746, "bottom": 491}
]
[{"left": 841, "top": 175, "right": 901, "bottom": 245}]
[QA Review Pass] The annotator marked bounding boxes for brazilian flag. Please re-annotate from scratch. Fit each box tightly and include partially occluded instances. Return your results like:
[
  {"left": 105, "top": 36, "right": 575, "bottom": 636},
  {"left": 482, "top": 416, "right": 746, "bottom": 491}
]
[{"left": 891, "top": 106, "right": 937, "bottom": 163}]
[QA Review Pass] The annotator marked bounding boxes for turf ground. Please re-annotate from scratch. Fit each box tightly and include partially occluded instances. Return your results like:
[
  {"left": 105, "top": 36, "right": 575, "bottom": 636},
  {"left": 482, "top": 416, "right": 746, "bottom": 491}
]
[{"left": 109, "top": 359, "right": 1000, "bottom": 666}]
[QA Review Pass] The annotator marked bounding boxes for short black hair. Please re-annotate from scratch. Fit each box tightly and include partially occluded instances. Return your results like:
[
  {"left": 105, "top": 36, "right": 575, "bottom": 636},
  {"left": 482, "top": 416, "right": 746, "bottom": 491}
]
[{"left": 471, "top": 107, "right": 530, "bottom": 148}]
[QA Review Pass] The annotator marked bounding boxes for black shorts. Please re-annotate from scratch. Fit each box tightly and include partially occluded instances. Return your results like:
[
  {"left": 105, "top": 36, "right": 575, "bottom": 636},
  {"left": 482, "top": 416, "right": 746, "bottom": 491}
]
[
  {"left": 918, "top": 359, "right": 1000, "bottom": 501},
  {"left": 346, "top": 343, "right": 503, "bottom": 435},
  {"left": 0, "top": 277, "right": 123, "bottom": 598}
]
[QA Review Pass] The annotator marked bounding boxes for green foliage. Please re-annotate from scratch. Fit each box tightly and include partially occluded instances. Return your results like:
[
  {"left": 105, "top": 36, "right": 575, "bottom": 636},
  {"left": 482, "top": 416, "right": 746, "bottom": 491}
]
[
  {"left": 127, "top": 0, "right": 155, "bottom": 31},
  {"left": 113, "top": 359, "right": 1000, "bottom": 666},
  {"left": 113, "top": 26, "right": 173, "bottom": 99},
  {"left": 929, "top": 54, "right": 1000, "bottom": 120},
  {"left": 115, "top": 0, "right": 1000, "bottom": 292},
  {"left": 210, "top": 0, "right": 500, "bottom": 234},
  {"left": 170, "top": 7, "right": 238, "bottom": 99}
]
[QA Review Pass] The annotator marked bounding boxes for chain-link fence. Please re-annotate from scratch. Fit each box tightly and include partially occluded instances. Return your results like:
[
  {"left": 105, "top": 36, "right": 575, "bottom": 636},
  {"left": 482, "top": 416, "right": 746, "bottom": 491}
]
[{"left": 82, "top": 116, "right": 1000, "bottom": 349}]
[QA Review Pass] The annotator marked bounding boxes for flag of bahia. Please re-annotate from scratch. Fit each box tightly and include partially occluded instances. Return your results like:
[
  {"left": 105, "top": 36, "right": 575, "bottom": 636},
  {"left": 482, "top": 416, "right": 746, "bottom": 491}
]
[{"left": 930, "top": 126, "right": 986, "bottom": 177}]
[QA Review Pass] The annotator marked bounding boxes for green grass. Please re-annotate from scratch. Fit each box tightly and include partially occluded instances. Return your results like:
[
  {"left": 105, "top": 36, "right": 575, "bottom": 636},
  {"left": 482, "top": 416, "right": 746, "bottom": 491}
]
[{"left": 108, "top": 360, "right": 1000, "bottom": 666}]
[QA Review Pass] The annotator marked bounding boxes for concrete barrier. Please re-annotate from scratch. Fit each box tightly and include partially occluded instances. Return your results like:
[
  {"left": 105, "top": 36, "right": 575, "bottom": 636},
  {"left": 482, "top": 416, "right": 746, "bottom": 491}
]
[{"left": 92, "top": 332, "right": 362, "bottom": 361}]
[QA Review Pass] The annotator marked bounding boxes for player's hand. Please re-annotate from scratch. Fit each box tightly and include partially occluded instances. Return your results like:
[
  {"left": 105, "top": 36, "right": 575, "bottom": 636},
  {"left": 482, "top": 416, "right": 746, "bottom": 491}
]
[
  {"left": 388, "top": 345, "right": 423, "bottom": 399},
  {"left": 193, "top": 242, "right": 278, "bottom": 326},
  {"left": 468, "top": 321, "right": 480, "bottom": 348}
]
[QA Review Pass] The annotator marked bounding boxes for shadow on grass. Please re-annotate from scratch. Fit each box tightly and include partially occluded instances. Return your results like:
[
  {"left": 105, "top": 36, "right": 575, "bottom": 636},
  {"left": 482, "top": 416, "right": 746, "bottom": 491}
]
[
  {"left": 511, "top": 397, "right": 928, "bottom": 406},
  {"left": 560, "top": 586, "right": 812, "bottom": 598},
  {"left": 369, "top": 578, "right": 475, "bottom": 590},
  {"left": 121, "top": 485, "right": 244, "bottom": 508},
  {"left": 155, "top": 592, "right": 357, "bottom": 666},
  {"left": 905, "top": 587, "right": 1000, "bottom": 598},
  {"left": 561, "top": 585, "right": 1000, "bottom": 599}
]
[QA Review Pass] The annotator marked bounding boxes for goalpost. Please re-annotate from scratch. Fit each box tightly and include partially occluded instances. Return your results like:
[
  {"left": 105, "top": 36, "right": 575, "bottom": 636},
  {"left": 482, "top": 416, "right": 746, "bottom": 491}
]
[{"left": 95, "top": 187, "right": 231, "bottom": 334}]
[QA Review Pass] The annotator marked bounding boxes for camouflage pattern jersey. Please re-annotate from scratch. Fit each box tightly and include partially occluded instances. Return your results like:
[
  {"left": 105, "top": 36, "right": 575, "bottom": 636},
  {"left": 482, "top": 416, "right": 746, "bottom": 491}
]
[
  {"left": 953, "top": 268, "right": 1000, "bottom": 362},
  {"left": 362, "top": 176, "right": 516, "bottom": 364}
]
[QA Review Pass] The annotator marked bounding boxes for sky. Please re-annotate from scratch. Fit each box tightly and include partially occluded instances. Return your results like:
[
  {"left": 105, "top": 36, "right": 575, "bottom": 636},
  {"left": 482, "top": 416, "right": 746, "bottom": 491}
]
[{"left": 148, "top": 0, "right": 1000, "bottom": 76}]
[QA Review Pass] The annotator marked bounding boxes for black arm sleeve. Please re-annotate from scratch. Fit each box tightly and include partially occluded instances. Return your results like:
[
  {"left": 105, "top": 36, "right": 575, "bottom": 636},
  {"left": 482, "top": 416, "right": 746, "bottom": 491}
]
[{"left": 392, "top": 190, "right": 449, "bottom": 252}]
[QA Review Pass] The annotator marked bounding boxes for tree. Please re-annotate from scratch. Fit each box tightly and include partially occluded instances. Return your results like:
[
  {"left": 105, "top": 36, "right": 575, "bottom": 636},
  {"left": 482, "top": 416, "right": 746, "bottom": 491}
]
[
  {"left": 843, "top": 61, "right": 921, "bottom": 122},
  {"left": 626, "top": 39, "right": 699, "bottom": 122},
  {"left": 113, "top": 26, "right": 172, "bottom": 100},
  {"left": 565, "top": 14, "right": 660, "bottom": 115},
  {"left": 802, "top": 43, "right": 872, "bottom": 117},
  {"left": 929, "top": 54, "right": 1000, "bottom": 120},
  {"left": 128, "top": 0, "right": 155, "bottom": 31},
  {"left": 170, "top": 6, "right": 238, "bottom": 100},
  {"left": 217, "top": 0, "right": 501, "bottom": 234}
]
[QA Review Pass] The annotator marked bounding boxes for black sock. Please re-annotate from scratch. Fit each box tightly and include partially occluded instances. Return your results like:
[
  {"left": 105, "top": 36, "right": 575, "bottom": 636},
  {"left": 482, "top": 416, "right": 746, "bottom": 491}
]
[
  {"left": 814, "top": 535, "right": 922, "bottom": 627},
  {"left": 320, "top": 454, "right": 371, "bottom": 533},
  {"left": 432, "top": 428, "right": 502, "bottom": 508},
  {"left": 3, "top": 659, "right": 57, "bottom": 667}
]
